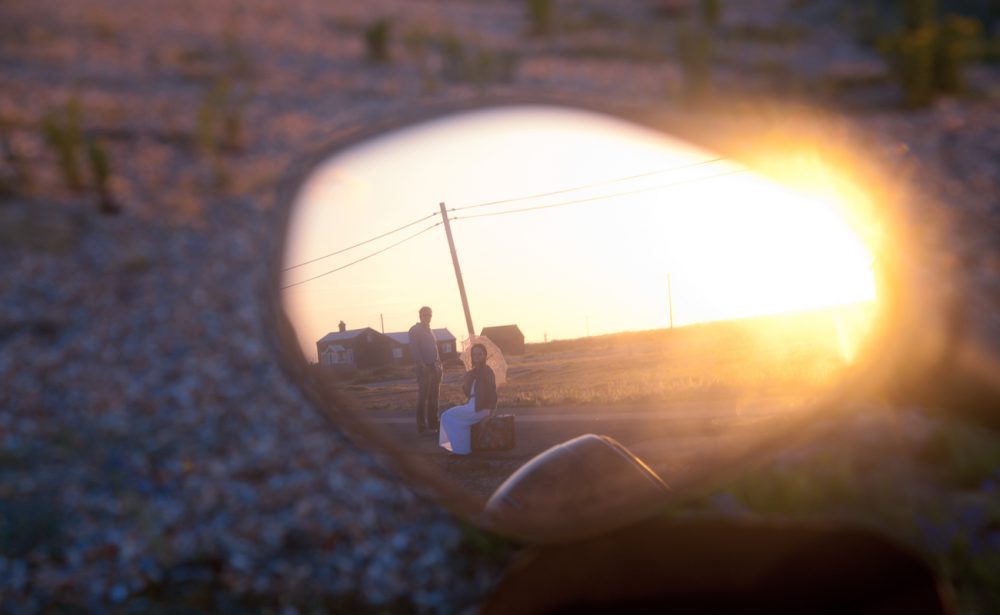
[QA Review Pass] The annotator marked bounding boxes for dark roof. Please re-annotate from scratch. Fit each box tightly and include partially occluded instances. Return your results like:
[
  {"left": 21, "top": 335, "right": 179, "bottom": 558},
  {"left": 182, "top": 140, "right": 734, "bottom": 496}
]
[
  {"left": 385, "top": 332, "right": 409, "bottom": 345},
  {"left": 316, "top": 327, "right": 381, "bottom": 345},
  {"left": 385, "top": 328, "right": 456, "bottom": 345},
  {"left": 480, "top": 325, "right": 523, "bottom": 338}
]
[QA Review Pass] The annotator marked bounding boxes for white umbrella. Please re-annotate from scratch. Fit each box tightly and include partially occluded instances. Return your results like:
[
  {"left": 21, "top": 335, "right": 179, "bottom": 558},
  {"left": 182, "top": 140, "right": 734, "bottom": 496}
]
[{"left": 460, "top": 335, "right": 507, "bottom": 385}]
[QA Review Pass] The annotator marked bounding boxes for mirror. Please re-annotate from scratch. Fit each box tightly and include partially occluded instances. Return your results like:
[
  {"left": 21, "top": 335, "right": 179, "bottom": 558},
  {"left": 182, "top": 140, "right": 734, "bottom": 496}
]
[{"left": 276, "top": 104, "right": 891, "bottom": 539}]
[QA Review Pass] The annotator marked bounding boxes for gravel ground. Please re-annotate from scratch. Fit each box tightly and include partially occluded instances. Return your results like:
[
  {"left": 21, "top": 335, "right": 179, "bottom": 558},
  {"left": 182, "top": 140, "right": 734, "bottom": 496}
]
[{"left": 1, "top": 0, "right": 998, "bottom": 612}]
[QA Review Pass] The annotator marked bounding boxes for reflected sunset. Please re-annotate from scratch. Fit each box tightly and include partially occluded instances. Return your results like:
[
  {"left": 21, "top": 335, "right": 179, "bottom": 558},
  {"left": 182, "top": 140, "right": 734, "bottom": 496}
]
[{"left": 282, "top": 106, "right": 878, "bottom": 362}]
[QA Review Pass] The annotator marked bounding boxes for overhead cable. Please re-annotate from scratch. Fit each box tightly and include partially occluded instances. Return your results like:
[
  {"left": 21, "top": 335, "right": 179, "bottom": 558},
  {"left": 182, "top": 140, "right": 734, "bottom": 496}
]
[
  {"left": 283, "top": 211, "right": 439, "bottom": 272},
  {"left": 281, "top": 222, "right": 442, "bottom": 290},
  {"left": 451, "top": 168, "right": 747, "bottom": 221},
  {"left": 449, "top": 156, "right": 728, "bottom": 212}
]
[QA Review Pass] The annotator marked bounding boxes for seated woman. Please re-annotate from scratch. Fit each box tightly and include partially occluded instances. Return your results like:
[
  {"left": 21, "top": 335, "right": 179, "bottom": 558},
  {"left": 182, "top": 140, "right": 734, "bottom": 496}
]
[{"left": 439, "top": 343, "right": 497, "bottom": 455}]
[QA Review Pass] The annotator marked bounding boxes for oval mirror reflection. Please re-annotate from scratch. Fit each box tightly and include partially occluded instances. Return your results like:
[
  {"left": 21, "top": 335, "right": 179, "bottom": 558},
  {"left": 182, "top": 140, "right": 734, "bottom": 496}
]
[{"left": 279, "top": 105, "right": 883, "bottom": 538}]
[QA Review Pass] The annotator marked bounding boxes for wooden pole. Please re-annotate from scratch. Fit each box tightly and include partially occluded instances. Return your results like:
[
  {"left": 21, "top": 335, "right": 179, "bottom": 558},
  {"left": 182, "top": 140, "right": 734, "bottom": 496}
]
[
  {"left": 380, "top": 313, "right": 384, "bottom": 334},
  {"left": 440, "top": 202, "right": 476, "bottom": 340}
]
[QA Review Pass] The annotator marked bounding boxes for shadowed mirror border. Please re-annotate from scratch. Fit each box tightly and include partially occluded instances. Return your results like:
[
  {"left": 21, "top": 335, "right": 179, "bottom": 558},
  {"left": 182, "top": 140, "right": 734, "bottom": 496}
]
[{"left": 264, "top": 94, "right": 940, "bottom": 544}]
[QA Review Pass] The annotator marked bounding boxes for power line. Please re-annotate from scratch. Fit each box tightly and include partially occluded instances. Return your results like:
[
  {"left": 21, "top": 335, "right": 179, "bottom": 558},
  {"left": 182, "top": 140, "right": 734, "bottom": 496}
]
[
  {"left": 449, "top": 156, "right": 727, "bottom": 212},
  {"left": 281, "top": 221, "right": 442, "bottom": 290},
  {"left": 451, "top": 168, "right": 747, "bottom": 221},
  {"left": 283, "top": 211, "right": 439, "bottom": 272},
  {"left": 281, "top": 161, "right": 745, "bottom": 288},
  {"left": 284, "top": 157, "right": 730, "bottom": 272}
]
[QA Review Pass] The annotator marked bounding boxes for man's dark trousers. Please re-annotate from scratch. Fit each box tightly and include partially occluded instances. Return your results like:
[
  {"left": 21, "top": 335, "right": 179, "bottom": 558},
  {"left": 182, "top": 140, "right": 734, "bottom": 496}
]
[{"left": 416, "top": 363, "right": 442, "bottom": 431}]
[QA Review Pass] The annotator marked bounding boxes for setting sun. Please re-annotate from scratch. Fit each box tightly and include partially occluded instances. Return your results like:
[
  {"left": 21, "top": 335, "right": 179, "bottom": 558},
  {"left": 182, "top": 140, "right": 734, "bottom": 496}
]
[{"left": 282, "top": 106, "right": 878, "bottom": 360}]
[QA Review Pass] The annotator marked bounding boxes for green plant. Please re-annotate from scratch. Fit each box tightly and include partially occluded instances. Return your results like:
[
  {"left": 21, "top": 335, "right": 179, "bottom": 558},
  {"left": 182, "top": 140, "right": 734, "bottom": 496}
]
[
  {"left": 196, "top": 79, "right": 224, "bottom": 155},
  {"left": 364, "top": 18, "right": 392, "bottom": 63},
  {"left": 41, "top": 97, "right": 85, "bottom": 191},
  {"left": 178, "top": 20, "right": 255, "bottom": 174},
  {"left": 902, "top": 0, "right": 936, "bottom": 30},
  {"left": 86, "top": 137, "right": 118, "bottom": 214},
  {"left": 891, "top": 25, "right": 938, "bottom": 106},
  {"left": 88, "top": 12, "right": 118, "bottom": 41},
  {"left": 40, "top": 99, "right": 118, "bottom": 213},
  {"left": 196, "top": 81, "right": 226, "bottom": 188},
  {"left": 0, "top": 118, "right": 30, "bottom": 199},
  {"left": 196, "top": 77, "right": 251, "bottom": 188},
  {"left": 527, "top": 0, "right": 554, "bottom": 36},
  {"left": 935, "top": 15, "right": 983, "bottom": 93},
  {"left": 223, "top": 83, "right": 253, "bottom": 153},
  {"left": 848, "top": 1, "right": 887, "bottom": 46},
  {"left": 699, "top": 0, "right": 721, "bottom": 27},
  {"left": 880, "top": 0, "right": 985, "bottom": 107}
]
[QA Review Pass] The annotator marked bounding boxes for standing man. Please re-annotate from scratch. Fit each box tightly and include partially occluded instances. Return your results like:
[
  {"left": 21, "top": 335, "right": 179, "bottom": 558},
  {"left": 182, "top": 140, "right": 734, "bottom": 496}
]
[{"left": 409, "top": 306, "right": 442, "bottom": 434}]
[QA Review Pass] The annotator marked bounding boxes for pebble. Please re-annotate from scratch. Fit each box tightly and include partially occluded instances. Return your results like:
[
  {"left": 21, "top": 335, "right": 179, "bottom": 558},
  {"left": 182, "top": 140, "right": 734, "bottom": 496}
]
[{"left": 1, "top": 0, "right": 998, "bottom": 611}]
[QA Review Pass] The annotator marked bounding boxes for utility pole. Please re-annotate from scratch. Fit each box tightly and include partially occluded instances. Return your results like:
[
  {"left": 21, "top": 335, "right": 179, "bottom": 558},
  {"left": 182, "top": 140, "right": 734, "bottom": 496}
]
[
  {"left": 380, "top": 313, "right": 384, "bottom": 334},
  {"left": 440, "top": 202, "right": 476, "bottom": 340},
  {"left": 667, "top": 272, "right": 674, "bottom": 329}
]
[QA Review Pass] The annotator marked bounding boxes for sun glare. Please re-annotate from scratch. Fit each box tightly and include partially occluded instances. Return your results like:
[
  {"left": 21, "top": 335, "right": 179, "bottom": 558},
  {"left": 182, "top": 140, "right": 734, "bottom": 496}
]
[{"left": 283, "top": 106, "right": 879, "bottom": 362}]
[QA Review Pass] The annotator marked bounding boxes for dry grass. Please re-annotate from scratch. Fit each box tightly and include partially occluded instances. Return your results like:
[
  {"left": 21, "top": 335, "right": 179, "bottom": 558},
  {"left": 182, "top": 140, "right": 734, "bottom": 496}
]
[{"left": 345, "top": 304, "right": 875, "bottom": 411}]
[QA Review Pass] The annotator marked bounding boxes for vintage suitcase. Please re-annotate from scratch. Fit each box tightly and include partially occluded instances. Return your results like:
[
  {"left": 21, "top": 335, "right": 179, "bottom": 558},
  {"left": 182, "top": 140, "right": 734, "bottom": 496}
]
[{"left": 471, "top": 413, "right": 516, "bottom": 452}]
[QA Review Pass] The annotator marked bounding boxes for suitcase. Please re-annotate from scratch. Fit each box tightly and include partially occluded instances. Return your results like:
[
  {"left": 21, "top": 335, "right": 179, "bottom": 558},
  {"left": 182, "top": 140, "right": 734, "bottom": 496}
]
[{"left": 471, "top": 413, "right": 516, "bottom": 452}]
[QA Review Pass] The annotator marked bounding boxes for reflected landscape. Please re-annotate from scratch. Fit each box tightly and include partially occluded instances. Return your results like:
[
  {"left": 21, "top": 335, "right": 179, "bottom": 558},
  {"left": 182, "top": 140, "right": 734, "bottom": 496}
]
[{"left": 281, "top": 105, "right": 882, "bottom": 531}]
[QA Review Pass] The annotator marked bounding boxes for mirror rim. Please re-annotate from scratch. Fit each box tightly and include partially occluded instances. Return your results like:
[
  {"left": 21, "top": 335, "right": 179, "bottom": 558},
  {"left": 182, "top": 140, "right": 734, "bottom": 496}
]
[{"left": 266, "top": 93, "right": 933, "bottom": 544}]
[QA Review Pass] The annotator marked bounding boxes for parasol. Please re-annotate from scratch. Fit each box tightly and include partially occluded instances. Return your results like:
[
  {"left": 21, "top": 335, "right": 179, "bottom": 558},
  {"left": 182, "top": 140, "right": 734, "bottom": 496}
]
[{"left": 460, "top": 335, "right": 507, "bottom": 385}]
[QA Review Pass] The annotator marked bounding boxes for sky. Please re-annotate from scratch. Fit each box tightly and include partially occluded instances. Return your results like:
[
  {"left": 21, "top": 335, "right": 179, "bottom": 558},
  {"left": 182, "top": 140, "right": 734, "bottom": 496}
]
[{"left": 281, "top": 106, "right": 877, "bottom": 361}]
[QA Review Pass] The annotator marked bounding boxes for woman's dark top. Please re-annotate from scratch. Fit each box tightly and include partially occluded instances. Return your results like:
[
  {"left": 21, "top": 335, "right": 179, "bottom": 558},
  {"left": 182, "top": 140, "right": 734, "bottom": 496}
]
[{"left": 462, "top": 364, "right": 497, "bottom": 411}]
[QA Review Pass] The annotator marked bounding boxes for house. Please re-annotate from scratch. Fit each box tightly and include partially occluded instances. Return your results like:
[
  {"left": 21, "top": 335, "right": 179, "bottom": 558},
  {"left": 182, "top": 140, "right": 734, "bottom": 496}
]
[
  {"left": 316, "top": 323, "right": 393, "bottom": 369},
  {"left": 385, "top": 328, "right": 459, "bottom": 364},
  {"left": 480, "top": 325, "right": 525, "bottom": 355}
]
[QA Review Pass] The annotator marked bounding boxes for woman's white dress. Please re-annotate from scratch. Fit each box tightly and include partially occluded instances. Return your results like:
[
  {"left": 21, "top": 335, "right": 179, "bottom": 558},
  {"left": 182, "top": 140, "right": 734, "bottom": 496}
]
[{"left": 439, "top": 382, "right": 491, "bottom": 455}]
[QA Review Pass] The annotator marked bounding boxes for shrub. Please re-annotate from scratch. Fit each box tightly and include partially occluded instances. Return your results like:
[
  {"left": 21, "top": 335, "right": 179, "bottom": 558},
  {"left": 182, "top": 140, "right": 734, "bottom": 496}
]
[
  {"left": 902, "top": 0, "right": 936, "bottom": 30},
  {"left": 86, "top": 137, "right": 119, "bottom": 214},
  {"left": 527, "top": 0, "right": 554, "bottom": 36},
  {"left": 41, "top": 97, "right": 85, "bottom": 191},
  {"left": 40, "top": 99, "right": 121, "bottom": 212},
  {"left": 935, "top": 15, "right": 983, "bottom": 93},
  {"left": 0, "top": 117, "right": 30, "bottom": 198},
  {"left": 699, "top": 0, "right": 721, "bottom": 27},
  {"left": 196, "top": 79, "right": 225, "bottom": 156},
  {"left": 879, "top": 0, "right": 985, "bottom": 107},
  {"left": 196, "top": 77, "right": 252, "bottom": 188},
  {"left": 364, "top": 18, "right": 392, "bottom": 63}
]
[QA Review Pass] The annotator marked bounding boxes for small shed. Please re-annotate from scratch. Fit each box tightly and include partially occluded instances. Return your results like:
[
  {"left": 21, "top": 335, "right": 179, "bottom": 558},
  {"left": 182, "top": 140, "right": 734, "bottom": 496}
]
[
  {"left": 385, "top": 328, "right": 459, "bottom": 364},
  {"left": 316, "top": 327, "right": 393, "bottom": 369},
  {"left": 480, "top": 325, "right": 525, "bottom": 355}
]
